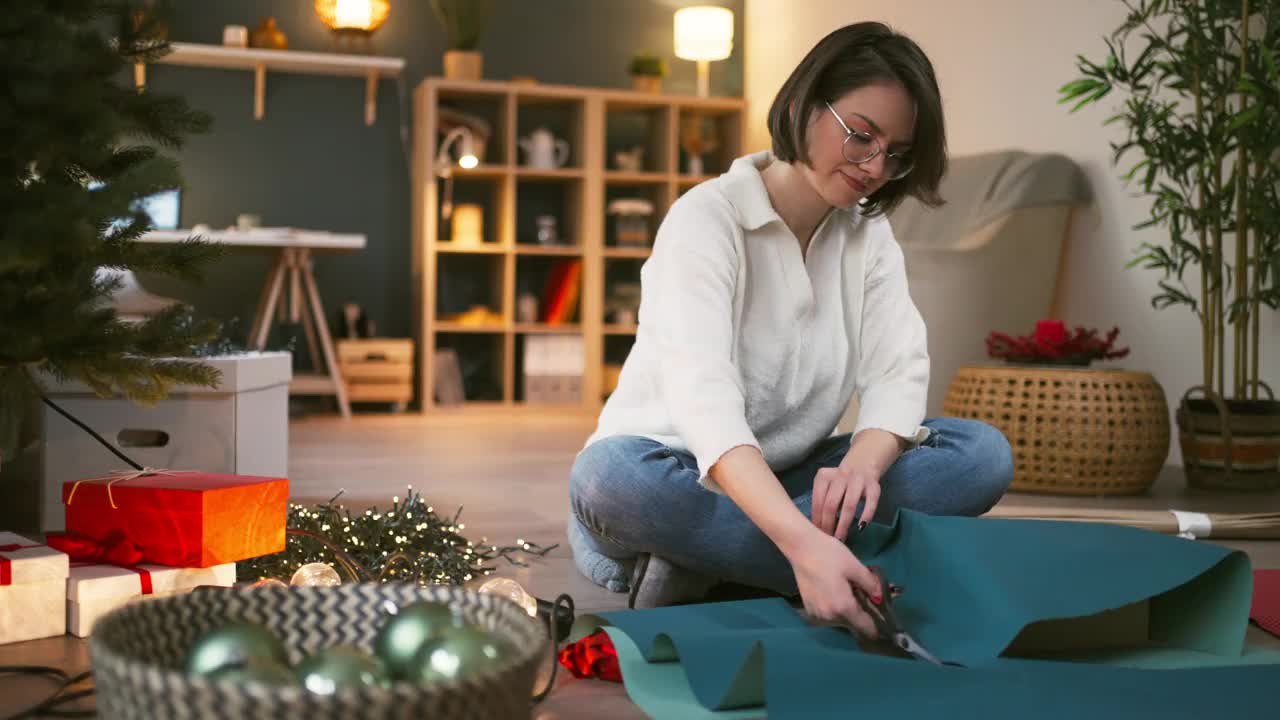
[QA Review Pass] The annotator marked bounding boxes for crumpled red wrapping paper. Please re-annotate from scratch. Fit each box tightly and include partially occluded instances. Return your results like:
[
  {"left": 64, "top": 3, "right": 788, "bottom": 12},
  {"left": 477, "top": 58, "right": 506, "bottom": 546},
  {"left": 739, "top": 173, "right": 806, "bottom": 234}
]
[{"left": 557, "top": 629, "right": 622, "bottom": 683}]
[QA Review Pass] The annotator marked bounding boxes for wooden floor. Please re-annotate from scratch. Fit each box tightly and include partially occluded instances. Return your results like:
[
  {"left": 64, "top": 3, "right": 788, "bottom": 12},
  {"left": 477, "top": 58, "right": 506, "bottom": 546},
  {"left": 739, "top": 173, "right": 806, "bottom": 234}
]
[{"left": 3, "top": 410, "right": 1279, "bottom": 718}]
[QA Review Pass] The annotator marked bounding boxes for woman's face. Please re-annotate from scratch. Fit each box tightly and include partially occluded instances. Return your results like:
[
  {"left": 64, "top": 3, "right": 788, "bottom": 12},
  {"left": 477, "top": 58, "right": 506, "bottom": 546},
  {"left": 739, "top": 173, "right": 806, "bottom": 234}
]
[{"left": 800, "top": 81, "right": 916, "bottom": 209}]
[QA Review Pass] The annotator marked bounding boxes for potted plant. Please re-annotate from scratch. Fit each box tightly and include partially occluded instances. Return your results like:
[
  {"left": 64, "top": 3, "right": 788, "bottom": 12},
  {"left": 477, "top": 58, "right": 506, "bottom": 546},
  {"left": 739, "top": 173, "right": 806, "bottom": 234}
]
[
  {"left": 986, "top": 320, "right": 1131, "bottom": 367},
  {"left": 430, "top": 0, "right": 491, "bottom": 80},
  {"left": 1059, "top": 0, "right": 1280, "bottom": 490},
  {"left": 628, "top": 53, "right": 668, "bottom": 93}
]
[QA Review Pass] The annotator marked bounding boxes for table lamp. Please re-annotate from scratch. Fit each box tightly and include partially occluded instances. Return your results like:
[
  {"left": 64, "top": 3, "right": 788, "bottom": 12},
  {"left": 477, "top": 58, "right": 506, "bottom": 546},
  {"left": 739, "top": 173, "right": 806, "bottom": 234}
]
[
  {"left": 674, "top": 6, "right": 734, "bottom": 97},
  {"left": 436, "top": 126, "right": 479, "bottom": 219}
]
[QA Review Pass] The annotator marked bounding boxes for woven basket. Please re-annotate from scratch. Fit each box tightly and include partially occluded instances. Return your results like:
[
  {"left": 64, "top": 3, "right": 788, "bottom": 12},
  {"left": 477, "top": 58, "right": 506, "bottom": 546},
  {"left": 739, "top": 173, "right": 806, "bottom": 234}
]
[
  {"left": 943, "top": 364, "right": 1170, "bottom": 495},
  {"left": 89, "top": 583, "right": 548, "bottom": 720}
]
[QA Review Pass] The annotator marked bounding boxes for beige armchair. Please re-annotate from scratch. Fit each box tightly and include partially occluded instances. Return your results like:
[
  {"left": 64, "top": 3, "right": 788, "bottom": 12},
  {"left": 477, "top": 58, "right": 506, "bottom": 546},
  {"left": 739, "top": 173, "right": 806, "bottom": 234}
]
[{"left": 841, "top": 150, "right": 1092, "bottom": 429}]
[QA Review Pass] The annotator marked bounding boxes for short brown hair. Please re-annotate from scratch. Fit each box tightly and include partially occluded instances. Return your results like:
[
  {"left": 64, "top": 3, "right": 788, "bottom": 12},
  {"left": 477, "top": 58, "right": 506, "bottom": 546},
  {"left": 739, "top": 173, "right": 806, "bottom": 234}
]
[{"left": 767, "top": 22, "right": 947, "bottom": 217}]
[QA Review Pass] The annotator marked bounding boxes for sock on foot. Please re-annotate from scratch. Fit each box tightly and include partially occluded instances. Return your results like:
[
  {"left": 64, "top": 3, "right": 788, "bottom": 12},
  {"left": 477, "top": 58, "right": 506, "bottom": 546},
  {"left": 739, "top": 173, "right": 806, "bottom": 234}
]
[{"left": 567, "top": 515, "right": 633, "bottom": 593}]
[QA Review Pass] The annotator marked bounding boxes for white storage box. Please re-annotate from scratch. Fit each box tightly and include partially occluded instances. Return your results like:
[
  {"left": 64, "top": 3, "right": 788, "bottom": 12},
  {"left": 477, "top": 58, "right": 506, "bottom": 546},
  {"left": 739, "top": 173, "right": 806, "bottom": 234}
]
[
  {"left": 0, "top": 531, "right": 70, "bottom": 644},
  {"left": 67, "top": 561, "right": 236, "bottom": 638},
  {"left": 522, "top": 335, "right": 584, "bottom": 404},
  {"left": 38, "top": 352, "right": 292, "bottom": 532}
]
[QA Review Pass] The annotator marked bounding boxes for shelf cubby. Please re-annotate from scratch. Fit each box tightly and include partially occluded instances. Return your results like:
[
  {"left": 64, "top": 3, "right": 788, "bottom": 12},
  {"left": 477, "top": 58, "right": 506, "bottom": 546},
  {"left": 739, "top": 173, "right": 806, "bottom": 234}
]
[
  {"left": 516, "top": 255, "right": 583, "bottom": 326},
  {"left": 515, "top": 95, "right": 586, "bottom": 171},
  {"left": 435, "top": 253, "right": 507, "bottom": 324},
  {"left": 515, "top": 176, "right": 583, "bottom": 250},
  {"left": 604, "top": 102, "right": 674, "bottom": 175},
  {"left": 436, "top": 332, "right": 507, "bottom": 403}
]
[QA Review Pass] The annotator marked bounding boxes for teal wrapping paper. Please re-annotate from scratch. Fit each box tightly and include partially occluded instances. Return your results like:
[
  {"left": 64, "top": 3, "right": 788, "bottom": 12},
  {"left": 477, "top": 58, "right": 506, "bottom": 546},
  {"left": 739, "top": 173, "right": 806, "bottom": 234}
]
[{"left": 572, "top": 509, "right": 1278, "bottom": 718}]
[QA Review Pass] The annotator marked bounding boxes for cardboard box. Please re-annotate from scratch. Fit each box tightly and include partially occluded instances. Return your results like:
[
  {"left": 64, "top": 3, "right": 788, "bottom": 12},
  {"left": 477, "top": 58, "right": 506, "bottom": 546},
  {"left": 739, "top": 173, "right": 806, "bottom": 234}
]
[
  {"left": 523, "top": 335, "right": 584, "bottom": 404},
  {"left": 0, "top": 531, "right": 70, "bottom": 644},
  {"left": 38, "top": 352, "right": 292, "bottom": 532},
  {"left": 66, "top": 561, "right": 236, "bottom": 637}
]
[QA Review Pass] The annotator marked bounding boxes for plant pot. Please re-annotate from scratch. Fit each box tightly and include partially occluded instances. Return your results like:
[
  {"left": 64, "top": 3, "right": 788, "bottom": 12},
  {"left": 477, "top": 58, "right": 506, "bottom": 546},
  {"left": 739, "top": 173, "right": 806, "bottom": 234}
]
[
  {"left": 1176, "top": 384, "right": 1280, "bottom": 492},
  {"left": 632, "top": 75, "right": 662, "bottom": 93},
  {"left": 444, "top": 49, "right": 483, "bottom": 80}
]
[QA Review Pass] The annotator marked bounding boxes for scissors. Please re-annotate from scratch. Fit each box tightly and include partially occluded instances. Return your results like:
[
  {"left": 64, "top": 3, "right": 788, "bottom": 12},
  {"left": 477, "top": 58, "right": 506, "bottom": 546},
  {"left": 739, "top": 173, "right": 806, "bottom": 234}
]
[{"left": 852, "top": 566, "right": 946, "bottom": 666}]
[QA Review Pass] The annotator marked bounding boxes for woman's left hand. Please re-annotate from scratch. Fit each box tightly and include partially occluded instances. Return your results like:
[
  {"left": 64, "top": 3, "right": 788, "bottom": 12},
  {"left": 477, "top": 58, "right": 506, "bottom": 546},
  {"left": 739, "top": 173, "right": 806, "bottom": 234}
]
[{"left": 811, "top": 463, "right": 881, "bottom": 542}]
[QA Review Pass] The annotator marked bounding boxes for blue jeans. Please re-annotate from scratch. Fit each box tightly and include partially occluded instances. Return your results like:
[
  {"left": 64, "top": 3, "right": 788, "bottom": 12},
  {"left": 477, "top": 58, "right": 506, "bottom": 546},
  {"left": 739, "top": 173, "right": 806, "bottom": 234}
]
[{"left": 569, "top": 417, "right": 1014, "bottom": 595}]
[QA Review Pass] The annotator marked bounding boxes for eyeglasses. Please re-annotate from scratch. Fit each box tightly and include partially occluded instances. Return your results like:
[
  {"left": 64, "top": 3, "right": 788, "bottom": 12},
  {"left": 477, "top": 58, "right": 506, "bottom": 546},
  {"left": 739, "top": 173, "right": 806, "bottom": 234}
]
[{"left": 825, "top": 102, "right": 913, "bottom": 181}]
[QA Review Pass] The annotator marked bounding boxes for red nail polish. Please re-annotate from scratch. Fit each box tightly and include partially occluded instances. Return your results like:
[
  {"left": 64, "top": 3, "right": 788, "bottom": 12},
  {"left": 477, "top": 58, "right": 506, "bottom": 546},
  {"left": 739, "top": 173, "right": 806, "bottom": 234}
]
[{"left": 871, "top": 594, "right": 883, "bottom": 605}]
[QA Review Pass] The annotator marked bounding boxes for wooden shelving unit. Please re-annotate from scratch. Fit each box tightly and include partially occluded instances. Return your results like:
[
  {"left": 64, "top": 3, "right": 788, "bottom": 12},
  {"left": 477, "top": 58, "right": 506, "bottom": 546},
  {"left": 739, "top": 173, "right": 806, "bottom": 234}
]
[
  {"left": 413, "top": 77, "right": 746, "bottom": 411},
  {"left": 136, "top": 42, "right": 405, "bottom": 125}
]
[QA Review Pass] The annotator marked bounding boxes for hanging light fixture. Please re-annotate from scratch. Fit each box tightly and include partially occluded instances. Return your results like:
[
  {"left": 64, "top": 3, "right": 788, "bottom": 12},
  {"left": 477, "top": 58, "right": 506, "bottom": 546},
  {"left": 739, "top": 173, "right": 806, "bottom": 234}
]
[{"left": 316, "top": 0, "right": 391, "bottom": 50}]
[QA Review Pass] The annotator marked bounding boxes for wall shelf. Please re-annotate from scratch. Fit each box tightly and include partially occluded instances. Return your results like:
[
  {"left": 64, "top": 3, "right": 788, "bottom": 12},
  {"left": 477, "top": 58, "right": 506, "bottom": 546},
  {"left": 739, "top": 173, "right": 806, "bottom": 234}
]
[{"left": 135, "top": 42, "right": 406, "bottom": 125}]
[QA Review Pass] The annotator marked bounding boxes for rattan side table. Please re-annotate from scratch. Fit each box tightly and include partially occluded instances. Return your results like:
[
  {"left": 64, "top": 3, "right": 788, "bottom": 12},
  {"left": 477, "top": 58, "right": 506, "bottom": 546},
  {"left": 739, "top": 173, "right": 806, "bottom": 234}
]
[{"left": 943, "top": 364, "right": 1170, "bottom": 495}]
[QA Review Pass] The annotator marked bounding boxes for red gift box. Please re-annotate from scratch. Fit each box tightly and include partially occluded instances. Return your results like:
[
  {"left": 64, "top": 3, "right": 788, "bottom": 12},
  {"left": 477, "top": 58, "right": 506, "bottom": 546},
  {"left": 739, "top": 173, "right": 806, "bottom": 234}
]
[{"left": 62, "top": 470, "right": 287, "bottom": 568}]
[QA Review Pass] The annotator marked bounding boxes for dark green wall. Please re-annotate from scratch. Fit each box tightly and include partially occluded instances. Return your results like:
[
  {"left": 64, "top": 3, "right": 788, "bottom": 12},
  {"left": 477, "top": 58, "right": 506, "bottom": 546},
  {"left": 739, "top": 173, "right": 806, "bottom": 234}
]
[{"left": 140, "top": 0, "right": 744, "bottom": 346}]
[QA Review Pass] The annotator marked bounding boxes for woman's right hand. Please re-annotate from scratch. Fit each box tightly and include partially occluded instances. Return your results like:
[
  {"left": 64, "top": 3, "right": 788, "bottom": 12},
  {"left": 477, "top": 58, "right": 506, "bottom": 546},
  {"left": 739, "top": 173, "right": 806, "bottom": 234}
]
[{"left": 783, "top": 526, "right": 882, "bottom": 639}]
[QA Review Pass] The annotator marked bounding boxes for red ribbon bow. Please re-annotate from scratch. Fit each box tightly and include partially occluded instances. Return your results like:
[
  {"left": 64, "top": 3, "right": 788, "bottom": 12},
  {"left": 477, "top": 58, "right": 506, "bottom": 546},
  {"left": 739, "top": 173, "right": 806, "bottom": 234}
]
[
  {"left": 557, "top": 629, "right": 622, "bottom": 683},
  {"left": 47, "top": 531, "right": 153, "bottom": 594},
  {"left": 46, "top": 531, "right": 144, "bottom": 566},
  {"left": 0, "top": 542, "right": 42, "bottom": 586}
]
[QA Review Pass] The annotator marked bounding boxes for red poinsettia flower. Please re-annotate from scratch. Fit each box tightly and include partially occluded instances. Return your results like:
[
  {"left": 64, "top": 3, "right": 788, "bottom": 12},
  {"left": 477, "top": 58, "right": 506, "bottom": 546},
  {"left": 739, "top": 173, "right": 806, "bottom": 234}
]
[
  {"left": 1034, "top": 319, "right": 1068, "bottom": 345},
  {"left": 557, "top": 629, "right": 622, "bottom": 683},
  {"left": 986, "top": 320, "right": 1130, "bottom": 366}
]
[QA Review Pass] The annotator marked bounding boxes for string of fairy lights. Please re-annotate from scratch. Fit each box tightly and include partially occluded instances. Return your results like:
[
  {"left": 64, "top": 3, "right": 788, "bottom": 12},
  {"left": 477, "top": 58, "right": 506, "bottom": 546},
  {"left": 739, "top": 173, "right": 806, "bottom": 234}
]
[{"left": 240, "top": 486, "right": 554, "bottom": 587}]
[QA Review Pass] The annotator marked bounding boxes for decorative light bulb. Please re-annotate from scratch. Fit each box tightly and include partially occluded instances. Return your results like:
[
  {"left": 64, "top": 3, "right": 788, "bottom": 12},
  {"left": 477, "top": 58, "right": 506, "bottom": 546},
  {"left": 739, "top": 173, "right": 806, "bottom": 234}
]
[
  {"left": 476, "top": 577, "right": 537, "bottom": 617},
  {"left": 291, "top": 562, "right": 342, "bottom": 587}
]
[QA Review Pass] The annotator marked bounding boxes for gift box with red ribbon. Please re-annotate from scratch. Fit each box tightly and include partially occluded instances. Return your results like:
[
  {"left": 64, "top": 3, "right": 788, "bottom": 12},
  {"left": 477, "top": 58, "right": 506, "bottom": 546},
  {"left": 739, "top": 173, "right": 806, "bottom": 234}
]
[
  {"left": 61, "top": 469, "right": 288, "bottom": 568},
  {"left": 65, "top": 557, "right": 235, "bottom": 638},
  {"left": 0, "top": 531, "right": 70, "bottom": 644}
]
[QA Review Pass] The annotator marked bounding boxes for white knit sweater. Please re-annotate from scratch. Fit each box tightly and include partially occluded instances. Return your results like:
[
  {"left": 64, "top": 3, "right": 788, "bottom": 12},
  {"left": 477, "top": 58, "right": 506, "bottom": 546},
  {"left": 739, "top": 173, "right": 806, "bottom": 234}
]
[{"left": 585, "top": 151, "right": 930, "bottom": 492}]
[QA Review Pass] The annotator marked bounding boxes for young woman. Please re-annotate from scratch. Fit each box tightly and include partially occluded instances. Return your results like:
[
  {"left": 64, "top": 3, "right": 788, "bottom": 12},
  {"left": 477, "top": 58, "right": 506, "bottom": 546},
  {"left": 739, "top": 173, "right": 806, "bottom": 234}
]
[{"left": 568, "top": 22, "right": 1013, "bottom": 637}]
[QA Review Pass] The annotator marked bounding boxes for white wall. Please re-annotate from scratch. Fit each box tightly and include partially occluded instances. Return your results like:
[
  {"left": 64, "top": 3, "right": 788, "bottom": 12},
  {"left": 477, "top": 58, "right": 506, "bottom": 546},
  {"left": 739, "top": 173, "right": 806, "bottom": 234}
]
[{"left": 745, "top": 0, "right": 1278, "bottom": 466}]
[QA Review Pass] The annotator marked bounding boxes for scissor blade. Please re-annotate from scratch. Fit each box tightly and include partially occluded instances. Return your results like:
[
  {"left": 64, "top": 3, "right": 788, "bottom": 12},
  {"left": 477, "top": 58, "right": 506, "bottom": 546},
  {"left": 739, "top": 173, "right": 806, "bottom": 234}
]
[{"left": 895, "top": 633, "right": 945, "bottom": 665}]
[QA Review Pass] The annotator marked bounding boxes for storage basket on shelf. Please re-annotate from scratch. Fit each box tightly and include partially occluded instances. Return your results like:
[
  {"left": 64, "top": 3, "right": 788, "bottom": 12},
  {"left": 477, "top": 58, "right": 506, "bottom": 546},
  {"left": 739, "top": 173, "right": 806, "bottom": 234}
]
[
  {"left": 943, "top": 364, "right": 1170, "bottom": 495},
  {"left": 89, "top": 583, "right": 547, "bottom": 720}
]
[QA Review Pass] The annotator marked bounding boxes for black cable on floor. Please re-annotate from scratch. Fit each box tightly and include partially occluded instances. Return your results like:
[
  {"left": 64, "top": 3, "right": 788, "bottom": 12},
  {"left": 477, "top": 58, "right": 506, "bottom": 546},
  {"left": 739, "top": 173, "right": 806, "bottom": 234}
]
[{"left": 0, "top": 667, "right": 94, "bottom": 719}]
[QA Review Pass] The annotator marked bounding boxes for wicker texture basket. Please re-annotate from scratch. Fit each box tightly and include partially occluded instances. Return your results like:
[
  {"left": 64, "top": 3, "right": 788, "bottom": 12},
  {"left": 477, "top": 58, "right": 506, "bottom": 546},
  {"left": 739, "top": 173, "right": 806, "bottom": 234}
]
[
  {"left": 943, "top": 365, "right": 1170, "bottom": 495},
  {"left": 89, "top": 583, "right": 548, "bottom": 720}
]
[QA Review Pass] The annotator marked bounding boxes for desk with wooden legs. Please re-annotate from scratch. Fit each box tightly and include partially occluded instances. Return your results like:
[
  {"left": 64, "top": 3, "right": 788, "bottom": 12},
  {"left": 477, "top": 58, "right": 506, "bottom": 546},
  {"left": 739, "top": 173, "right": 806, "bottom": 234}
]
[{"left": 141, "top": 228, "right": 366, "bottom": 419}]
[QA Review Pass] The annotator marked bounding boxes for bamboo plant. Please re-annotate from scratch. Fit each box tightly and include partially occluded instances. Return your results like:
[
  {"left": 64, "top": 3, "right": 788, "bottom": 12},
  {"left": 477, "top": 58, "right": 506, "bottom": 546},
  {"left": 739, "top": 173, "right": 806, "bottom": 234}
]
[{"left": 1059, "top": 0, "right": 1280, "bottom": 404}]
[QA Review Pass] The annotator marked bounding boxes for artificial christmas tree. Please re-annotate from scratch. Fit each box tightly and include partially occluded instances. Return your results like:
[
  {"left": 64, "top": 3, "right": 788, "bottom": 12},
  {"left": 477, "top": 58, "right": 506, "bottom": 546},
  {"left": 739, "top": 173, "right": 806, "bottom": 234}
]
[{"left": 0, "top": 0, "right": 223, "bottom": 468}]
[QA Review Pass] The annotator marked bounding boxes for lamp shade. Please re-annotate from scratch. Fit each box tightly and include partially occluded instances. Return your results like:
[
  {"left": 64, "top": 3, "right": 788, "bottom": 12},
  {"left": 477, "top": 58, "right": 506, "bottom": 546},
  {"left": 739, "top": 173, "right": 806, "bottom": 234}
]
[
  {"left": 315, "top": 0, "right": 391, "bottom": 33},
  {"left": 674, "top": 6, "right": 734, "bottom": 62}
]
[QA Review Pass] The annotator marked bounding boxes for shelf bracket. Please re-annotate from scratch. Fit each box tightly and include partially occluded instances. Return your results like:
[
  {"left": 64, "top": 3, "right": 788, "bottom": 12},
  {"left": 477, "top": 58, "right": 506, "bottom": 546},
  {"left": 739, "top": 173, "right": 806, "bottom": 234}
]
[
  {"left": 365, "top": 69, "right": 378, "bottom": 126},
  {"left": 253, "top": 62, "right": 266, "bottom": 120}
]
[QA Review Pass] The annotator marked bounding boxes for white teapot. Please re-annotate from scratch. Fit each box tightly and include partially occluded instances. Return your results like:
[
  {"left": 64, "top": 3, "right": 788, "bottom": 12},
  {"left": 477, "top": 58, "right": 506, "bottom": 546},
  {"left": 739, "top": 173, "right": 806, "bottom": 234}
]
[{"left": 519, "top": 127, "right": 570, "bottom": 169}]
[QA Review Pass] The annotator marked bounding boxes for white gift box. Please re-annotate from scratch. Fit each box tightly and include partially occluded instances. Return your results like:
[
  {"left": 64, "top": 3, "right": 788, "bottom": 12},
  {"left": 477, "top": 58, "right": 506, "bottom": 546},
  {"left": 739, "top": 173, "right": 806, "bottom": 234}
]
[
  {"left": 0, "top": 531, "right": 70, "bottom": 644},
  {"left": 38, "top": 351, "right": 292, "bottom": 531},
  {"left": 66, "top": 561, "right": 236, "bottom": 638}
]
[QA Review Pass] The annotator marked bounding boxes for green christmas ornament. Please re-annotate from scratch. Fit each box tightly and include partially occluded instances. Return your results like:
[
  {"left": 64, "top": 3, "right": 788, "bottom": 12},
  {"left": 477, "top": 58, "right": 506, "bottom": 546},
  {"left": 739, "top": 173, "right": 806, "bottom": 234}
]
[
  {"left": 373, "top": 601, "right": 465, "bottom": 679},
  {"left": 207, "top": 657, "right": 299, "bottom": 687},
  {"left": 185, "top": 623, "right": 289, "bottom": 677},
  {"left": 411, "top": 625, "right": 510, "bottom": 685},
  {"left": 295, "top": 646, "right": 392, "bottom": 696}
]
